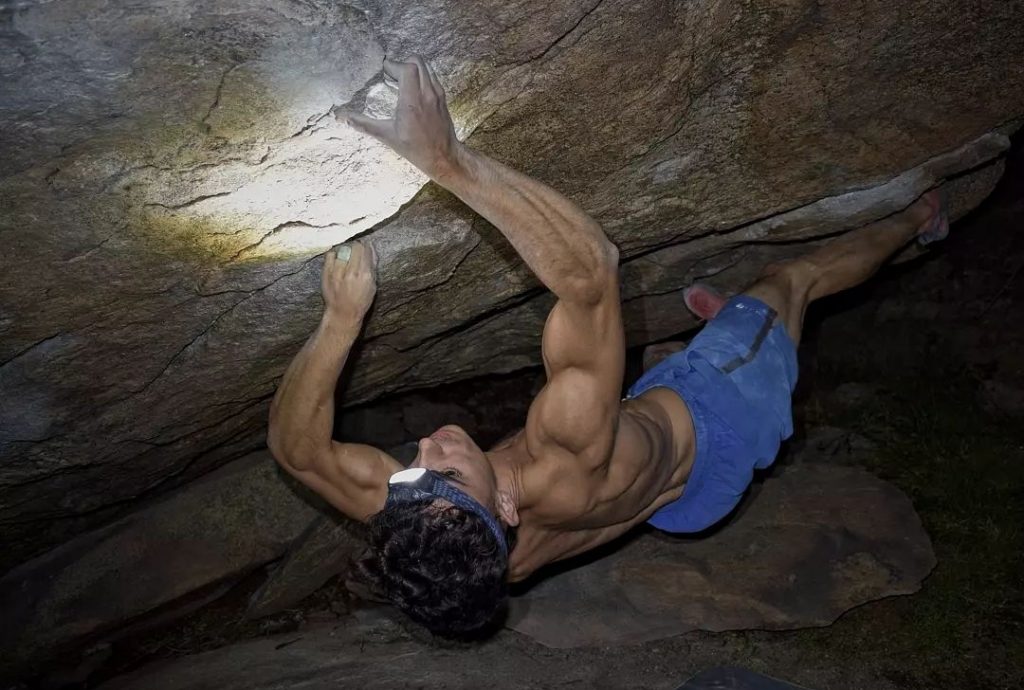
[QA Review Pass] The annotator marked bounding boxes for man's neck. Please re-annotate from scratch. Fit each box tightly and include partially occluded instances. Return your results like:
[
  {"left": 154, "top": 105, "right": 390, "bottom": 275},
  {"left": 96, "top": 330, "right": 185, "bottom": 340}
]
[{"left": 485, "top": 431, "right": 528, "bottom": 511}]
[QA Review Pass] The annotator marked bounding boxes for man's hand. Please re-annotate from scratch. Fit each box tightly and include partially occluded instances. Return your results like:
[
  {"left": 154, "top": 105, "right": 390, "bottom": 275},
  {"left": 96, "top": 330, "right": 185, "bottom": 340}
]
[
  {"left": 323, "top": 241, "right": 377, "bottom": 324},
  {"left": 338, "top": 56, "right": 461, "bottom": 179}
]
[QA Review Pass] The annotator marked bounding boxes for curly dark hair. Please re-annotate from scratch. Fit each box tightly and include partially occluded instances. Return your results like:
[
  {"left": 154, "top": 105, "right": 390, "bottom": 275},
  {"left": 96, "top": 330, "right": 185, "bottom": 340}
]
[{"left": 355, "top": 500, "right": 513, "bottom": 638}]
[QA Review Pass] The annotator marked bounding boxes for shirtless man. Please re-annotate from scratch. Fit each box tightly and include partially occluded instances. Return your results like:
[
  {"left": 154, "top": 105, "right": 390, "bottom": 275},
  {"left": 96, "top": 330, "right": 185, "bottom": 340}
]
[{"left": 268, "top": 57, "right": 948, "bottom": 637}]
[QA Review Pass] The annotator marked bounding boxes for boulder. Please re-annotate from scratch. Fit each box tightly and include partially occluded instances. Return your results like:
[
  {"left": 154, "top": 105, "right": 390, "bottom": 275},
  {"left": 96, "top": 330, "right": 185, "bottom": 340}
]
[
  {"left": 0, "top": 452, "right": 319, "bottom": 680},
  {"left": 95, "top": 610, "right": 524, "bottom": 690},
  {"left": 94, "top": 599, "right": 901, "bottom": 690},
  {"left": 1, "top": 0, "right": 1022, "bottom": 570},
  {"left": 506, "top": 464, "right": 935, "bottom": 648},
  {"left": 245, "top": 514, "right": 364, "bottom": 620}
]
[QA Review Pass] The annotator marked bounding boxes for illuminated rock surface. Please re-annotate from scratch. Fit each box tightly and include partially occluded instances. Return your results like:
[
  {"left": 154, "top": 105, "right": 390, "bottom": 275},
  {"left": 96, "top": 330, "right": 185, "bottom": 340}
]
[{"left": 1, "top": 0, "right": 1022, "bottom": 578}]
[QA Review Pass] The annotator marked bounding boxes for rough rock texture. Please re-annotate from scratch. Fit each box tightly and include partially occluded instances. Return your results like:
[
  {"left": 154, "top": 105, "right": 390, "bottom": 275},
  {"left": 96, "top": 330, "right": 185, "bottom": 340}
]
[
  {"left": 96, "top": 609, "right": 627, "bottom": 690},
  {"left": 0, "top": 451, "right": 319, "bottom": 678},
  {"left": 245, "top": 514, "right": 363, "bottom": 619},
  {"left": 506, "top": 464, "right": 935, "bottom": 648},
  {"left": 95, "top": 607, "right": 896, "bottom": 690},
  {"left": 679, "top": 667, "right": 807, "bottom": 690},
  {"left": 1, "top": 0, "right": 1022, "bottom": 569}
]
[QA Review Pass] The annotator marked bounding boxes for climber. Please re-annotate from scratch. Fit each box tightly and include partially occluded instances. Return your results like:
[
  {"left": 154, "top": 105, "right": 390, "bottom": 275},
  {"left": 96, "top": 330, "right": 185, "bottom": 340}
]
[{"left": 267, "top": 56, "right": 949, "bottom": 638}]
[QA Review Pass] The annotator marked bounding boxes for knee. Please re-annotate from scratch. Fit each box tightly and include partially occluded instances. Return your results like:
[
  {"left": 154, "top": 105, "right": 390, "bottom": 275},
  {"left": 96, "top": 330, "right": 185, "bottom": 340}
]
[{"left": 758, "top": 258, "right": 817, "bottom": 293}]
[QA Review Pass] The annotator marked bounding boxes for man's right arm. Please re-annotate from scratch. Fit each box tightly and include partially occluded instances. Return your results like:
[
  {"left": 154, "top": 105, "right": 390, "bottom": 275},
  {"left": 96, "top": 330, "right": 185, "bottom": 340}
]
[{"left": 268, "top": 243, "right": 401, "bottom": 521}]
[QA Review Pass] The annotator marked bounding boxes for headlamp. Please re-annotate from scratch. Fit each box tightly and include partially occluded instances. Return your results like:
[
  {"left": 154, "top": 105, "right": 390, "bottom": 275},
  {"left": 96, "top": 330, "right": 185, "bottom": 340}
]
[{"left": 387, "top": 467, "right": 509, "bottom": 555}]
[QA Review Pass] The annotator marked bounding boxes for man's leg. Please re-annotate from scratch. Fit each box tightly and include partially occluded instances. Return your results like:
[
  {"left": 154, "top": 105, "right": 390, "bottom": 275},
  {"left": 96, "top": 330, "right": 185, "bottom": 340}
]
[{"left": 742, "top": 191, "right": 943, "bottom": 344}]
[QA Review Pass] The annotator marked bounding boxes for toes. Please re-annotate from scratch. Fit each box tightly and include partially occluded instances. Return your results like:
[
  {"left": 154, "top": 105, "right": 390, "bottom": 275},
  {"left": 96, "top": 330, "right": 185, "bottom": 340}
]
[
  {"left": 684, "top": 284, "right": 727, "bottom": 320},
  {"left": 914, "top": 188, "right": 950, "bottom": 243}
]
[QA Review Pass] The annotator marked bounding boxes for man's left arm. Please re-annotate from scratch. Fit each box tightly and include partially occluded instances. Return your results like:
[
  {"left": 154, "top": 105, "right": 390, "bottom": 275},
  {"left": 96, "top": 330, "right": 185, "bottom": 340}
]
[{"left": 342, "top": 57, "right": 624, "bottom": 463}]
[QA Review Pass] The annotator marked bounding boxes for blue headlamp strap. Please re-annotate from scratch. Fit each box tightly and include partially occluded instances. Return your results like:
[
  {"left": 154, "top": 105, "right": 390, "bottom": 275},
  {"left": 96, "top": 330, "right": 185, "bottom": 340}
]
[{"left": 386, "top": 467, "right": 509, "bottom": 555}]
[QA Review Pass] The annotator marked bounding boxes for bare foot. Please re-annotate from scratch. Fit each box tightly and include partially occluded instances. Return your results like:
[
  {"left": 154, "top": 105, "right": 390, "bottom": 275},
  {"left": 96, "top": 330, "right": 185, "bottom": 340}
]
[
  {"left": 909, "top": 188, "right": 949, "bottom": 245},
  {"left": 683, "top": 283, "right": 728, "bottom": 321}
]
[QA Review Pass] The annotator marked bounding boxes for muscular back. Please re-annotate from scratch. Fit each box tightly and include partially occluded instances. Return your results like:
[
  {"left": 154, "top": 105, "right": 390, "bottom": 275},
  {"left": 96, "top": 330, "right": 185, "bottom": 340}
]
[
  {"left": 501, "top": 396, "right": 694, "bottom": 580},
  {"left": 501, "top": 288, "right": 697, "bottom": 581}
]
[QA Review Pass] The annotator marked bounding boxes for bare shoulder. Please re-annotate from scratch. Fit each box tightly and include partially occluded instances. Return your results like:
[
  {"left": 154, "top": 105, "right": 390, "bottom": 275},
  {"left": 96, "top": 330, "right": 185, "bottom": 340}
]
[{"left": 273, "top": 441, "right": 402, "bottom": 523}]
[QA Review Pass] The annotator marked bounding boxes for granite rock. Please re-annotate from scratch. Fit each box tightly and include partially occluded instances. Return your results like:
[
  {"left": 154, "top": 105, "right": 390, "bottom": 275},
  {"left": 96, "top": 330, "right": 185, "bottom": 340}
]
[
  {"left": 506, "top": 464, "right": 935, "bottom": 648},
  {"left": 245, "top": 514, "right": 364, "bottom": 620},
  {"left": 1, "top": 0, "right": 1021, "bottom": 569},
  {"left": 0, "top": 452, "right": 319, "bottom": 679}
]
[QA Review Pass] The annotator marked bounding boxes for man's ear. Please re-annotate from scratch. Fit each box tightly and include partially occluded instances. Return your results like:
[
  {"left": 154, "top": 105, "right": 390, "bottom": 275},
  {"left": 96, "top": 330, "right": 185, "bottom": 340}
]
[{"left": 496, "top": 490, "right": 519, "bottom": 527}]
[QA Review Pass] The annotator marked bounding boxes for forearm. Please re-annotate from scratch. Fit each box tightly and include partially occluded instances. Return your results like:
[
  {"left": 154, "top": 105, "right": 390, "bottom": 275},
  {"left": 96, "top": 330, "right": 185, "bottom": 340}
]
[
  {"left": 437, "top": 145, "right": 618, "bottom": 302},
  {"left": 268, "top": 312, "right": 359, "bottom": 470},
  {"left": 341, "top": 57, "right": 616, "bottom": 299}
]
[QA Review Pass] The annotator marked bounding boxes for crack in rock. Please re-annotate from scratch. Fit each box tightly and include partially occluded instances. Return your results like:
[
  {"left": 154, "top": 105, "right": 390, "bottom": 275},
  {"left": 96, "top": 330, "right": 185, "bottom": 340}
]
[
  {"left": 201, "top": 64, "right": 241, "bottom": 133},
  {"left": 143, "top": 190, "right": 239, "bottom": 211},
  {"left": 0, "top": 332, "right": 63, "bottom": 370},
  {"left": 530, "top": 0, "right": 608, "bottom": 63},
  {"left": 226, "top": 220, "right": 343, "bottom": 263}
]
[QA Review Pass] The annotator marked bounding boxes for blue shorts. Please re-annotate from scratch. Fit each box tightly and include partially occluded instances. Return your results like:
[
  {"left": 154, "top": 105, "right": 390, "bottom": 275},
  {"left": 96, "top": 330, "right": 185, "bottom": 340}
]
[{"left": 627, "top": 295, "right": 798, "bottom": 533}]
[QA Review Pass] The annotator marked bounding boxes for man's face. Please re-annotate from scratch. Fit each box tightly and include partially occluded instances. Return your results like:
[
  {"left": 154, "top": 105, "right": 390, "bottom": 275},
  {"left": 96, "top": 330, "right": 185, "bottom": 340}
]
[{"left": 410, "top": 424, "right": 498, "bottom": 510}]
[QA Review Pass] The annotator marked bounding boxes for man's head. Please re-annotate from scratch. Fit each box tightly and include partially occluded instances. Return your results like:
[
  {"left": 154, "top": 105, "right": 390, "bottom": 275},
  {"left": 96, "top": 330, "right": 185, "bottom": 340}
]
[
  {"left": 409, "top": 425, "right": 519, "bottom": 524},
  {"left": 357, "top": 425, "right": 519, "bottom": 637}
]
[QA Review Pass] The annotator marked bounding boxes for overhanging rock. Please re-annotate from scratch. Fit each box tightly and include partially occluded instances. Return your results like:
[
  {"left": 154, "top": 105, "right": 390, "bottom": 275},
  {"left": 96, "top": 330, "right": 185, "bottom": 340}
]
[
  {"left": 0, "top": 452, "right": 319, "bottom": 680},
  {"left": 1, "top": 0, "right": 1022, "bottom": 570}
]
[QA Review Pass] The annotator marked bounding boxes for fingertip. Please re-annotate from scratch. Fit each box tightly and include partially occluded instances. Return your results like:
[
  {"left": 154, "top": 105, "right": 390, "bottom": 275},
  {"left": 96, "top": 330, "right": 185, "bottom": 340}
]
[
  {"left": 340, "top": 110, "right": 364, "bottom": 129},
  {"left": 383, "top": 57, "right": 419, "bottom": 87},
  {"left": 382, "top": 57, "right": 404, "bottom": 78},
  {"left": 343, "top": 111, "right": 391, "bottom": 140}
]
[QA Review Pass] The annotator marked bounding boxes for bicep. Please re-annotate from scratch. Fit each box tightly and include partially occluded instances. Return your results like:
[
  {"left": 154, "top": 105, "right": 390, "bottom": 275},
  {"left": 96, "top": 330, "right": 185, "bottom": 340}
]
[
  {"left": 528, "top": 277, "right": 625, "bottom": 457},
  {"left": 276, "top": 442, "right": 402, "bottom": 522}
]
